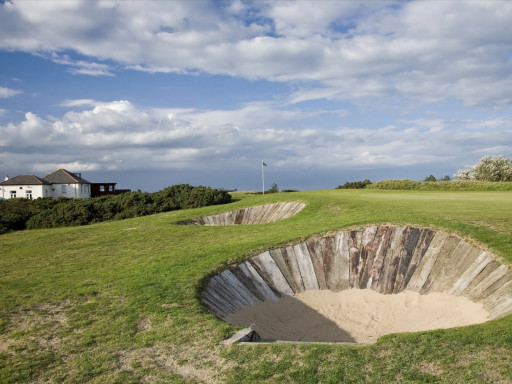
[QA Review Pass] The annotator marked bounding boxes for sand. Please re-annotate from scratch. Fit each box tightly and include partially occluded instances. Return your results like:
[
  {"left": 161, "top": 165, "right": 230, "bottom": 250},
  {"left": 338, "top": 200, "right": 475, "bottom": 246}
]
[{"left": 226, "top": 289, "right": 490, "bottom": 344}]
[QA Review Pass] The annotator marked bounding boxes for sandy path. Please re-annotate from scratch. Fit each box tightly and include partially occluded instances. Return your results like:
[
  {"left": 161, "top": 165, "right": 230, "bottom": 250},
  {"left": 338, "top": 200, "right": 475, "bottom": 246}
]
[{"left": 226, "top": 289, "right": 489, "bottom": 344}]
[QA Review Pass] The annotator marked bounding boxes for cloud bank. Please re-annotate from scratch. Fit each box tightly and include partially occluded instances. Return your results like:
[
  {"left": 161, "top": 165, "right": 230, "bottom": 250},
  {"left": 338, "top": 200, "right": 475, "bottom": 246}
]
[{"left": 1, "top": 100, "right": 509, "bottom": 184}]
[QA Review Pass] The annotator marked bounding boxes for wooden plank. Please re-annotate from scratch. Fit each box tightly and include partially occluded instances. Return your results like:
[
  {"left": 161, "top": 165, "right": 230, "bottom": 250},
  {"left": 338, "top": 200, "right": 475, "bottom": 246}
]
[
  {"left": 428, "top": 240, "right": 479, "bottom": 293},
  {"left": 241, "top": 261, "right": 279, "bottom": 301},
  {"left": 406, "top": 231, "right": 450, "bottom": 292},
  {"left": 293, "top": 242, "right": 319, "bottom": 291},
  {"left": 481, "top": 280, "right": 512, "bottom": 319},
  {"left": 420, "top": 235, "right": 462, "bottom": 294},
  {"left": 306, "top": 236, "right": 329, "bottom": 290},
  {"left": 448, "top": 252, "right": 493, "bottom": 296},
  {"left": 206, "top": 277, "right": 246, "bottom": 312},
  {"left": 269, "top": 248, "right": 301, "bottom": 293},
  {"left": 232, "top": 262, "right": 279, "bottom": 302},
  {"left": 461, "top": 259, "right": 500, "bottom": 297},
  {"left": 243, "top": 206, "right": 255, "bottom": 224},
  {"left": 267, "top": 203, "right": 283, "bottom": 222},
  {"left": 355, "top": 226, "right": 378, "bottom": 289},
  {"left": 320, "top": 235, "right": 338, "bottom": 291},
  {"left": 330, "top": 231, "right": 350, "bottom": 291},
  {"left": 202, "top": 290, "right": 234, "bottom": 320},
  {"left": 392, "top": 227, "right": 421, "bottom": 293},
  {"left": 466, "top": 265, "right": 512, "bottom": 301},
  {"left": 249, "top": 251, "right": 294, "bottom": 296},
  {"left": 368, "top": 226, "right": 393, "bottom": 291},
  {"left": 282, "top": 246, "right": 306, "bottom": 293},
  {"left": 348, "top": 229, "right": 363, "bottom": 289},
  {"left": 218, "top": 270, "right": 260, "bottom": 307},
  {"left": 377, "top": 226, "right": 407, "bottom": 294},
  {"left": 234, "top": 209, "right": 245, "bottom": 224},
  {"left": 397, "top": 228, "right": 435, "bottom": 292}
]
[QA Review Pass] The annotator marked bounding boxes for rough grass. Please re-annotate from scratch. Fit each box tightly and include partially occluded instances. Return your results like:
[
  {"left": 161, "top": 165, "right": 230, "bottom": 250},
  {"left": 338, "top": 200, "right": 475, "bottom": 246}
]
[
  {"left": 368, "top": 179, "right": 512, "bottom": 191},
  {"left": 1, "top": 189, "right": 512, "bottom": 383}
]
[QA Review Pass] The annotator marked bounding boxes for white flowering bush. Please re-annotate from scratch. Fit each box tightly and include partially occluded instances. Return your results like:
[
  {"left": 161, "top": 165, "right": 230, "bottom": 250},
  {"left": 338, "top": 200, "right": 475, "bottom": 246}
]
[{"left": 454, "top": 155, "right": 512, "bottom": 181}]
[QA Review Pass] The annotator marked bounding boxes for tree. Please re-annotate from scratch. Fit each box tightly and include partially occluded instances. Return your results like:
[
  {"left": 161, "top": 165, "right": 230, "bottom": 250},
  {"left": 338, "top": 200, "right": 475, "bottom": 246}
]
[
  {"left": 424, "top": 175, "right": 437, "bottom": 182},
  {"left": 268, "top": 183, "right": 279, "bottom": 193},
  {"left": 455, "top": 155, "right": 512, "bottom": 182}
]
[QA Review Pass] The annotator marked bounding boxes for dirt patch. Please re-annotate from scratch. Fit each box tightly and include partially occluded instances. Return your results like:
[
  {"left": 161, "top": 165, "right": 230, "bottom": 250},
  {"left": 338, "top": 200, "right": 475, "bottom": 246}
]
[
  {"left": 0, "top": 300, "right": 73, "bottom": 355},
  {"left": 417, "top": 361, "right": 444, "bottom": 376},
  {"left": 136, "top": 316, "right": 152, "bottom": 333},
  {"left": 117, "top": 344, "right": 231, "bottom": 384}
]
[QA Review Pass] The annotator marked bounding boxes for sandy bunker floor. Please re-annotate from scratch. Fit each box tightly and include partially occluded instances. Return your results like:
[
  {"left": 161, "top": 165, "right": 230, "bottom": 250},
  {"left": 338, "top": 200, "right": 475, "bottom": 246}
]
[{"left": 227, "top": 289, "right": 490, "bottom": 344}]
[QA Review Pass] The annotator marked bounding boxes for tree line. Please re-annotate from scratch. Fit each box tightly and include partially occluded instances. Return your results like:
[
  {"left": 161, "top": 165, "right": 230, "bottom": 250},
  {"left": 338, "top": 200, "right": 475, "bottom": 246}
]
[{"left": 0, "top": 184, "right": 231, "bottom": 234}]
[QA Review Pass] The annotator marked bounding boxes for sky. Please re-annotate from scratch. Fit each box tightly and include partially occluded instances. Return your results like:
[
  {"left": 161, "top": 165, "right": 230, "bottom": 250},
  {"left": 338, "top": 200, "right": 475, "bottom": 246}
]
[{"left": 1, "top": 0, "right": 511, "bottom": 192}]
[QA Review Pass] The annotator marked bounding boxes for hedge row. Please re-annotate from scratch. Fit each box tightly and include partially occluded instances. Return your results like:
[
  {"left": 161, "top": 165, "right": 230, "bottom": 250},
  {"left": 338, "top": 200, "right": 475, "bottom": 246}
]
[
  {"left": 336, "top": 180, "right": 372, "bottom": 189},
  {"left": 0, "top": 184, "right": 231, "bottom": 234},
  {"left": 367, "top": 180, "right": 512, "bottom": 191}
]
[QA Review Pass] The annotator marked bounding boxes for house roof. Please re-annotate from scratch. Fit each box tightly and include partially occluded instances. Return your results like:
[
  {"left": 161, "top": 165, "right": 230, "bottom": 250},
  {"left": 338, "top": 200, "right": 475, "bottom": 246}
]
[
  {"left": 0, "top": 174, "right": 51, "bottom": 186},
  {"left": 43, "top": 168, "right": 91, "bottom": 184}
]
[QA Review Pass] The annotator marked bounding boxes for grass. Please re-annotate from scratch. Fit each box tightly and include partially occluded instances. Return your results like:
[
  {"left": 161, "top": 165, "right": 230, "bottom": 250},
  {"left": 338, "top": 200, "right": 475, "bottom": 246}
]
[
  {"left": 368, "top": 179, "right": 512, "bottom": 191},
  {"left": 1, "top": 189, "right": 512, "bottom": 383}
]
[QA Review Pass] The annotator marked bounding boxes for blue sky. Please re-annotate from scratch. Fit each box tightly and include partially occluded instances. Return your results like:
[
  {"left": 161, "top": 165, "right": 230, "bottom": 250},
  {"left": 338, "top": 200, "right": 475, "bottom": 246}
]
[{"left": 1, "top": 0, "right": 511, "bottom": 192}]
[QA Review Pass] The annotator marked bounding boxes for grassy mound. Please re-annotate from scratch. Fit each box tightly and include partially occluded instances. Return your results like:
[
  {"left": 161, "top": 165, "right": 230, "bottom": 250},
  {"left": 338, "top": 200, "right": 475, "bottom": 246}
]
[
  {"left": 1, "top": 190, "right": 512, "bottom": 383},
  {"left": 368, "top": 179, "right": 512, "bottom": 191}
]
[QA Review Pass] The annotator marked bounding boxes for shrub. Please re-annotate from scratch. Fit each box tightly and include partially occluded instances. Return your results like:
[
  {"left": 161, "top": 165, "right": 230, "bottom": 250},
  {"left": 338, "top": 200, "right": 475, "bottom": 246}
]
[
  {"left": 0, "top": 198, "right": 55, "bottom": 233},
  {"left": 366, "top": 180, "right": 419, "bottom": 190},
  {"left": 455, "top": 155, "right": 512, "bottom": 181},
  {"left": 336, "top": 180, "right": 372, "bottom": 189},
  {"left": 6, "top": 184, "right": 232, "bottom": 232}
]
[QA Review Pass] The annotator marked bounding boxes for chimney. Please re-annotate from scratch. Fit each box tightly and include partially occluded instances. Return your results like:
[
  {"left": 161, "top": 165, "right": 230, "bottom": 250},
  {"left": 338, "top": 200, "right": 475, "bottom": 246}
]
[{"left": 4, "top": 174, "right": 8, "bottom": 181}]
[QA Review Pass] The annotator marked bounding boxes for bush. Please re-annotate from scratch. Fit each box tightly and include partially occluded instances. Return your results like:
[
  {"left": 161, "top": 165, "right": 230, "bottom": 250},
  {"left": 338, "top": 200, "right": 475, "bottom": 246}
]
[
  {"left": 0, "top": 198, "right": 55, "bottom": 233},
  {"left": 455, "top": 155, "right": 512, "bottom": 181},
  {"left": 4, "top": 184, "right": 232, "bottom": 232},
  {"left": 366, "top": 180, "right": 419, "bottom": 190},
  {"left": 336, "top": 180, "right": 372, "bottom": 189}
]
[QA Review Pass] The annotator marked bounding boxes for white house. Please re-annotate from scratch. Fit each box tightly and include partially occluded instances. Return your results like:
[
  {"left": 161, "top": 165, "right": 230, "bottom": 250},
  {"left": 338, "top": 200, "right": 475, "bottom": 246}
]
[{"left": 0, "top": 168, "right": 92, "bottom": 200}]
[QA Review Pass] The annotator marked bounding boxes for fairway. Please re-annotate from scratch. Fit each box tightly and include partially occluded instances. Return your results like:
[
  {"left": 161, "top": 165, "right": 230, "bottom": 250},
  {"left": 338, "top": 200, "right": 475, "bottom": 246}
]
[{"left": 1, "top": 189, "right": 512, "bottom": 383}]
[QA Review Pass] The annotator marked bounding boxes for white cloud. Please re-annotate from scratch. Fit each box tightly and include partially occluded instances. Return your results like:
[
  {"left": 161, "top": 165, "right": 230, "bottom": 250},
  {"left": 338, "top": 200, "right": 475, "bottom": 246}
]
[
  {"left": 32, "top": 161, "right": 100, "bottom": 173},
  {"left": 1, "top": 100, "right": 510, "bottom": 179},
  {"left": 1, "top": 1, "right": 511, "bottom": 106},
  {"left": 0, "top": 86, "right": 22, "bottom": 98},
  {"left": 43, "top": 53, "right": 115, "bottom": 76},
  {"left": 58, "top": 99, "right": 100, "bottom": 108}
]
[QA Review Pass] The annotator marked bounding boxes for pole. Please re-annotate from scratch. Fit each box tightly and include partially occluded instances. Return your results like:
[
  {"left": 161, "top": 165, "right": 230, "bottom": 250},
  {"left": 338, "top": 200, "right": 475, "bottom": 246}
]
[{"left": 262, "top": 160, "right": 265, "bottom": 194}]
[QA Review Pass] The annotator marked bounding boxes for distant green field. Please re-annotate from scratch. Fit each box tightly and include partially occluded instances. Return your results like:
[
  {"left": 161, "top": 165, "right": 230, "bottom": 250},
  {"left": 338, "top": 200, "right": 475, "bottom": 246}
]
[{"left": 1, "top": 189, "right": 511, "bottom": 383}]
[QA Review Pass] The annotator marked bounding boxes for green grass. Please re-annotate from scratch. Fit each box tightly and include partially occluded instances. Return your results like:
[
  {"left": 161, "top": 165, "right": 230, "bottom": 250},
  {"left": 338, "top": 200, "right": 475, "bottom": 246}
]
[
  {"left": 368, "top": 179, "right": 512, "bottom": 191},
  {"left": 1, "top": 189, "right": 512, "bottom": 383}
]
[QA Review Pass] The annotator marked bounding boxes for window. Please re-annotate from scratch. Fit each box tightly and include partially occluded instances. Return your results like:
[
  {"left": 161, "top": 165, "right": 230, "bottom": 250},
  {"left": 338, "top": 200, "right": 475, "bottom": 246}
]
[
  {"left": 61, "top": 185, "right": 66, "bottom": 193},
  {"left": 26, "top": 190, "right": 32, "bottom": 199},
  {"left": 10, "top": 190, "right": 16, "bottom": 198},
  {"left": 99, "top": 185, "right": 105, "bottom": 192},
  {"left": 108, "top": 185, "right": 114, "bottom": 192}
]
